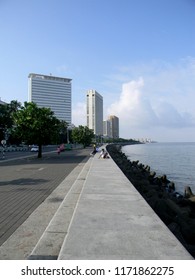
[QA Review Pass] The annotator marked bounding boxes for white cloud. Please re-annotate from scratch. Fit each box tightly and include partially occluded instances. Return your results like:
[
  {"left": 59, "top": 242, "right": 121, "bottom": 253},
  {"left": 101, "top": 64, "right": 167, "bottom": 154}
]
[
  {"left": 155, "top": 102, "right": 194, "bottom": 128},
  {"left": 107, "top": 77, "right": 158, "bottom": 127},
  {"left": 106, "top": 74, "right": 195, "bottom": 140}
]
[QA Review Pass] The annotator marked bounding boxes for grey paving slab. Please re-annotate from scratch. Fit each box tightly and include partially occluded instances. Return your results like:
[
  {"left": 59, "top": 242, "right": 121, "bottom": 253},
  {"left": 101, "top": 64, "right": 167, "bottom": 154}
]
[
  {"left": 58, "top": 152, "right": 193, "bottom": 260},
  {"left": 28, "top": 157, "right": 93, "bottom": 260},
  {"left": 0, "top": 148, "right": 90, "bottom": 259}
]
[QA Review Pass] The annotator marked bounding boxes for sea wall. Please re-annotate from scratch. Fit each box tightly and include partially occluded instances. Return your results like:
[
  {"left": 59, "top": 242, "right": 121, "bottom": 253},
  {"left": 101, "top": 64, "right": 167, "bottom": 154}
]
[{"left": 106, "top": 144, "right": 195, "bottom": 258}]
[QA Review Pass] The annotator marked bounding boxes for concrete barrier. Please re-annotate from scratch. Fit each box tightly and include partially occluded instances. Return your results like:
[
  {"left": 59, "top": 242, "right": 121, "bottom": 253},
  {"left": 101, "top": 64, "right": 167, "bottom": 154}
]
[{"left": 57, "top": 150, "right": 193, "bottom": 260}]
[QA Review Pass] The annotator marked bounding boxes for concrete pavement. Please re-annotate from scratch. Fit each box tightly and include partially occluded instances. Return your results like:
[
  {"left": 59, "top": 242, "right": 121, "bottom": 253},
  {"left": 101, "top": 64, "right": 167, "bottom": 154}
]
[
  {"left": 0, "top": 146, "right": 193, "bottom": 259},
  {"left": 57, "top": 150, "right": 193, "bottom": 260},
  {"left": 0, "top": 148, "right": 90, "bottom": 259}
]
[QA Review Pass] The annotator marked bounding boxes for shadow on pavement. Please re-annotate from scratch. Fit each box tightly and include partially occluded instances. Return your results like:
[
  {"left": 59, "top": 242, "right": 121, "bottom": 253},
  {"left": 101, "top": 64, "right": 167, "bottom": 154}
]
[{"left": 0, "top": 178, "right": 49, "bottom": 187}]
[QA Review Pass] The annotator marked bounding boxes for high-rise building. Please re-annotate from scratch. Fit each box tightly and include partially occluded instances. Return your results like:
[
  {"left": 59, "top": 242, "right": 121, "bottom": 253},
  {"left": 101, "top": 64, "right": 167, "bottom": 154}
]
[
  {"left": 109, "top": 115, "right": 119, "bottom": 139},
  {"left": 28, "top": 73, "right": 72, "bottom": 124},
  {"left": 103, "top": 120, "right": 111, "bottom": 138},
  {"left": 86, "top": 89, "right": 103, "bottom": 135}
]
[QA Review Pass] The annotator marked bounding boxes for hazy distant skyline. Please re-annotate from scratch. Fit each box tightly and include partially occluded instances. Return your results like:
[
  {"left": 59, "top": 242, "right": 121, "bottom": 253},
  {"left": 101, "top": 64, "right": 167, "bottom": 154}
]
[{"left": 1, "top": 0, "right": 195, "bottom": 142}]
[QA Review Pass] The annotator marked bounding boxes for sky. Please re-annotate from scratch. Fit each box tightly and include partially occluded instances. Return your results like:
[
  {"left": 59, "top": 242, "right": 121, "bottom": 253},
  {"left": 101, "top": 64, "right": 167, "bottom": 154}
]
[{"left": 0, "top": 0, "right": 195, "bottom": 142}]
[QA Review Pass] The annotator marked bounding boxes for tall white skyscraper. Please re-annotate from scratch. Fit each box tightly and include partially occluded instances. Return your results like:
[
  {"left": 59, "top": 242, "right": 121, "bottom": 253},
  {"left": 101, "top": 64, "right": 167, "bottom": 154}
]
[
  {"left": 28, "top": 73, "right": 72, "bottom": 124},
  {"left": 86, "top": 89, "right": 103, "bottom": 135}
]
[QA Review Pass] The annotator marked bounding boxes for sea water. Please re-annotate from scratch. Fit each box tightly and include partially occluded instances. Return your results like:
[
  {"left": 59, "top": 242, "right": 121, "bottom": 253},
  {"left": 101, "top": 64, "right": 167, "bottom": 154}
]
[{"left": 122, "top": 142, "right": 195, "bottom": 195}]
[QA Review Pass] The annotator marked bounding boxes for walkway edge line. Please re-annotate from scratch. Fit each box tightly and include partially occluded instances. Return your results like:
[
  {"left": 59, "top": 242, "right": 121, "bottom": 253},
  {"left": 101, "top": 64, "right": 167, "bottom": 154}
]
[{"left": 28, "top": 157, "right": 93, "bottom": 260}]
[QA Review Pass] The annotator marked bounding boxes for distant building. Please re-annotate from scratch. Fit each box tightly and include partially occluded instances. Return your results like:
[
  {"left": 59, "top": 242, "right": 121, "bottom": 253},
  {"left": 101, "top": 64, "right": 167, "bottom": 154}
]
[
  {"left": 103, "top": 120, "right": 111, "bottom": 138},
  {"left": 28, "top": 73, "right": 72, "bottom": 124},
  {"left": 103, "top": 115, "right": 119, "bottom": 139},
  {"left": 109, "top": 115, "right": 119, "bottom": 139},
  {"left": 86, "top": 89, "right": 103, "bottom": 135}
]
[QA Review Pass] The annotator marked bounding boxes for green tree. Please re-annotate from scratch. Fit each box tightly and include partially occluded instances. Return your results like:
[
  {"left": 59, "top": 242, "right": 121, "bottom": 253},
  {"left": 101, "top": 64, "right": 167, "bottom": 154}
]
[
  {"left": 0, "top": 104, "right": 7, "bottom": 141},
  {"left": 0, "top": 100, "right": 21, "bottom": 143},
  {"left": 58, "top": 120, "right": 68, "bottom": 143},
  {"left": 72, "top": 125, "right": 94, "bottom": 148},
  {"left": 13, "top": 102, "right": 61, "bottom": 158}
]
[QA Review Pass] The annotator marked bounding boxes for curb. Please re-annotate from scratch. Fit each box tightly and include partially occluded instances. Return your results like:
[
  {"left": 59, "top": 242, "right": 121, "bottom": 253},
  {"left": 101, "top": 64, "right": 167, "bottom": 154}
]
[{"left": 28, "top": 157, "right": 93, "bottom": 260}]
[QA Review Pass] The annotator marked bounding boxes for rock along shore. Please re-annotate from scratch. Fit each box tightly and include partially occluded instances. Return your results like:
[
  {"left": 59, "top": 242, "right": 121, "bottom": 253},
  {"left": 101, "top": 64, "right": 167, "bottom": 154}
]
[{"left": 106, "top": 144, "right": 195, "bottom": 258}]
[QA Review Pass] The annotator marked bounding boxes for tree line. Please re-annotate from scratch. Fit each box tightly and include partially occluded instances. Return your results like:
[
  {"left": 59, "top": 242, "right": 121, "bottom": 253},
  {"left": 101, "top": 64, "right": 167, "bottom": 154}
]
[{"left": 0, "top": 100, "right": 94, "bottom": 157}]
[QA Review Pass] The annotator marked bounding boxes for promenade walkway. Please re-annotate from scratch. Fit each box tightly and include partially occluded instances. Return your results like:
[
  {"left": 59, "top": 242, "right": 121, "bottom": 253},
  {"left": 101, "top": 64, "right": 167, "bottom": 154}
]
[
  {"left": 0, "top": 148, "right": 90, "bottom": 259},
  {"left": 58, "top": 151, "right": 193, "bottom": 260},
  {"left": 0, "top": 147, "right": 193, "bottom": 259}
]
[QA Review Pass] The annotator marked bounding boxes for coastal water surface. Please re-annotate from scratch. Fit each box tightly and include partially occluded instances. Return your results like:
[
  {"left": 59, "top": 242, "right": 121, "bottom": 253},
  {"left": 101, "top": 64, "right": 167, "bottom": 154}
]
[{"left": 122, "top": 142, "right": 195, "bottom": 195}]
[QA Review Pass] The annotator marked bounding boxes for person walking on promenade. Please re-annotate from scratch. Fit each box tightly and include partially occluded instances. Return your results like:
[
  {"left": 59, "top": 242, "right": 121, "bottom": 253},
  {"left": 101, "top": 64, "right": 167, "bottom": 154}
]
[{"left": 57, "top": 146, "right": 61, "bottom": 155}]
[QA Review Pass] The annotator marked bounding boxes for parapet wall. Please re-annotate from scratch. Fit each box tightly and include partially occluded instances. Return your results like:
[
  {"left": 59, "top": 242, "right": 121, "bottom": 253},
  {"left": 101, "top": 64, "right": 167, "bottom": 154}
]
[{"left": 106, "top": 144, "right": 195, "bottom": 259}]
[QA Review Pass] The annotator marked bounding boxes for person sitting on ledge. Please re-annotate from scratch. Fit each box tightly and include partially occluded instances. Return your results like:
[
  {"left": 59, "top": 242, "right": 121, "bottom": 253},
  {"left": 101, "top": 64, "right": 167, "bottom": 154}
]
[
  {"left": 90, "top": 145, "right": 97, "bottom": 156},
  {"left": 99, "top": 149, "right": 110, "bottom": 159}
]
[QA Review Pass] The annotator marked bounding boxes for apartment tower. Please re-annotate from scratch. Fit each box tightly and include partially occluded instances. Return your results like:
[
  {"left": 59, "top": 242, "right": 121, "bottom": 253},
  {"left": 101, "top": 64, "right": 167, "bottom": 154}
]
[
  {"left": 103, "top": 120, "right": 111, "bottom": 138},
  {"left": 28, "top": 73, "right": 72, "bottom": 124},
  {"left": 109, "top": 115, "right": 119, "bottom": 139},
  {"left": 86, "top": 90, "right": 103, "bottom": 135}
]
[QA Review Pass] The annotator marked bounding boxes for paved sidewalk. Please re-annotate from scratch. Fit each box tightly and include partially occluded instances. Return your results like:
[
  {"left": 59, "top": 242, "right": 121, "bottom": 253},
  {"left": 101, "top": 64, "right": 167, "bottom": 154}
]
[
  {"left": 58, "top": 152, "right": 193, "bottom": 260},
  {"left": 0, "top": 148, "right": 90, "bottom": 259}
]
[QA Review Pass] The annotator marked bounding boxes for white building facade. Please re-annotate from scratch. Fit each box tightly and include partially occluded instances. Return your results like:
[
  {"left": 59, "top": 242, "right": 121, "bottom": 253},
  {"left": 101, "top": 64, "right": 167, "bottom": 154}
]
[
  {"left": 86, "top": 90, "right": 103, "bottom": 135},
  {"left": 28, "top": 73, "right": 72, "bottom": 124}
]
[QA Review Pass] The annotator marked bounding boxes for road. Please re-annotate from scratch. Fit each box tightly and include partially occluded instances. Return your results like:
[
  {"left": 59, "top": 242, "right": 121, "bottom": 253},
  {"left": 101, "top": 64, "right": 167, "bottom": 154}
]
[
  {"left": 0, "top": 146, "right": 56, "bottom": 162},
  {"left": 0, "top": 147, "right": 91, "bottom": 248}
]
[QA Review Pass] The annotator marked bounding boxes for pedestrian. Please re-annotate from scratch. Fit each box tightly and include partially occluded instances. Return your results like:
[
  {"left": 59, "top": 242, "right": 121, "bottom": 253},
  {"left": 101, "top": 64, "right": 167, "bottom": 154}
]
[
  {"left": 90, "top": 145, "right": 97, "bottom": 156},
  {"left": 57, "top": 146, "right": 61, "bottom": 155}
]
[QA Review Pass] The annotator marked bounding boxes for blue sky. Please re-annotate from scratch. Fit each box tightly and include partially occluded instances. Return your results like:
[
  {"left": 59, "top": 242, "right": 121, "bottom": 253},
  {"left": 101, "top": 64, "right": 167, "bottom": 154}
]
[{"left": 1, "top": 0, "right": 195, "bottom": 142}]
